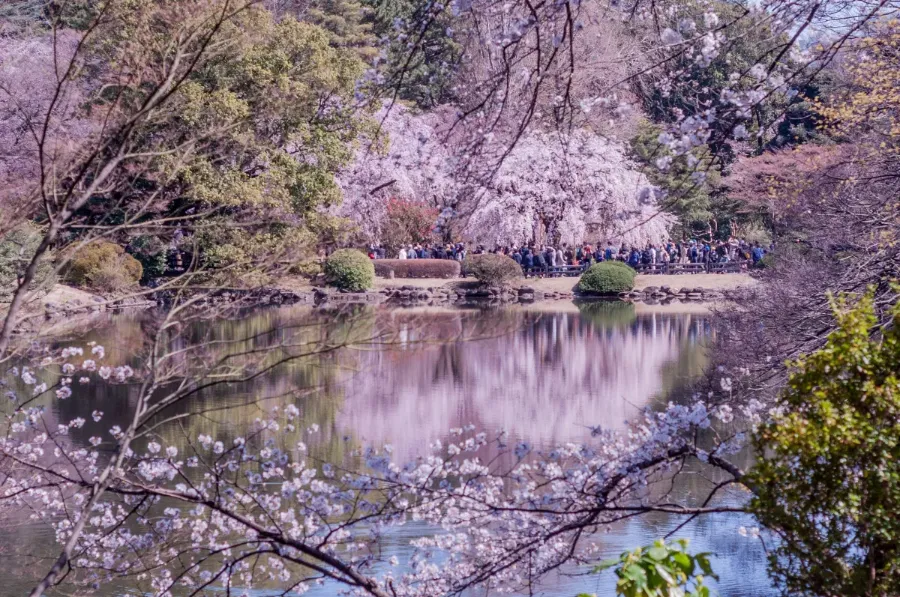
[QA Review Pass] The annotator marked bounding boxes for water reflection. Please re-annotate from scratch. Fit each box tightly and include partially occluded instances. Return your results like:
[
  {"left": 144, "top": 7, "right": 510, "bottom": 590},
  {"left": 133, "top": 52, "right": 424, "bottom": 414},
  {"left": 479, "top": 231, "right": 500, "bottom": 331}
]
[
  {"left": 0, "top": 302, "right": 775, "bottom": 597},
  {"left": 337, "top": 302, "right": 709, "bottom": 460}
]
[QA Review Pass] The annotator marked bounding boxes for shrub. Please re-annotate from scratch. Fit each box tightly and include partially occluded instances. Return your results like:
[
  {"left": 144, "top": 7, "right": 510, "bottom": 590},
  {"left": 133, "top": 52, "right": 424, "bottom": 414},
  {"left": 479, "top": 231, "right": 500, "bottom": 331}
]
[
  {"left": 374, "top": 259, "right": 460, "bottom": 279},
  {"left": 323, "top": 249, "right": 374, "bottom": 291},
  {"left": 128, "top": 235, "right": 169, "bottom": 281},
  {"left": 382, "top": 198, "right": 439, "bottom": 251},
  {"left": 604, "top": 259, "right": 636, "bottom": 272},
  {"left": 578, "top": 262, "right": 635, "bottom": 294},
  {"left": 463, "top": 254, "right": 522, "bottom": 286},
  {"left": 0, "top": 222, "right": 57, "bottom": 300},
  {"left": 65, "top": 240, "right": 143, "bottom": 292}
]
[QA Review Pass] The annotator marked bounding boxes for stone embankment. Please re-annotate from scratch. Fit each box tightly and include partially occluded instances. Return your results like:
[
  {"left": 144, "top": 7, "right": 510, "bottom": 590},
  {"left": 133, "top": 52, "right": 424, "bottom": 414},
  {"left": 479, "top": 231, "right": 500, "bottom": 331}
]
[
  {"left": 37, "top": 287, "right": 313, "bottom": 324},
  {"left": 372, "top": 283, "right": 744, "bottom": 305},
  {"left": 25, "top": 276, "right": 751, "bottom": 327}
]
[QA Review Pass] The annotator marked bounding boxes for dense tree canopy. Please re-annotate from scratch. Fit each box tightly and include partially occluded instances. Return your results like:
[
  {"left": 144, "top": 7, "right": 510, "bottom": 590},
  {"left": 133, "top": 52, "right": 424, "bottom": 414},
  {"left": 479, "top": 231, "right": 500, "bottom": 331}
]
[{"left": 750, "top": 292, "right": 900, "bottom": 596}]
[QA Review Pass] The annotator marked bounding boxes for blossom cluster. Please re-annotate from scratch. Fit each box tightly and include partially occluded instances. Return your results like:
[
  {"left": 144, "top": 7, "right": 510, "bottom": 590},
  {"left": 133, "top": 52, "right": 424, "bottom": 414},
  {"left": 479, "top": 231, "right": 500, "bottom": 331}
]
[{"left": 0, "top": 343, "right": 762, "bottom": 597}]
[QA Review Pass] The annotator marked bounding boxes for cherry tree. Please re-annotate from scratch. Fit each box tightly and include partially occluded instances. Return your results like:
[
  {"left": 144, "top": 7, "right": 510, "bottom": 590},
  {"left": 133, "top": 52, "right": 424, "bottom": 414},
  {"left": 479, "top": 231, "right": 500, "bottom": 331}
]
[
  {"left": 469, "top": 129, "right": 672, "bottom": 246},
  {"left": 339, "top": 105, "right": 671, "bottom": 246}
]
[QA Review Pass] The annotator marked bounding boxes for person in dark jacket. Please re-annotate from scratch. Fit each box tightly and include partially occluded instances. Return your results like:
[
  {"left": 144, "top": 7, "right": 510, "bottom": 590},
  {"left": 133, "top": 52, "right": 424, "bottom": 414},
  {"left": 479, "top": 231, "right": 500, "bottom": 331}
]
[
  {"left": 534, "top": 251, "right": 547, "bottom": 275},
  {"left": 604, "top": 242, "right": 614, "bottom": 261},
  {"left": 628, "top": 248, "right": 641, "bottom": 267},
  {"left": 751, "top": 243, "right": 765, "bottom": 264}
]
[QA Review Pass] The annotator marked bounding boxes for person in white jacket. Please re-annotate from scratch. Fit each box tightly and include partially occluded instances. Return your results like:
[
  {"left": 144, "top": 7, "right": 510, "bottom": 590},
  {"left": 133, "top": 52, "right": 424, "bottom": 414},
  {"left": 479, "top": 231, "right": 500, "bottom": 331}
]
[{"left": 398, "top": 247, "right": 407, "bottom": 259}]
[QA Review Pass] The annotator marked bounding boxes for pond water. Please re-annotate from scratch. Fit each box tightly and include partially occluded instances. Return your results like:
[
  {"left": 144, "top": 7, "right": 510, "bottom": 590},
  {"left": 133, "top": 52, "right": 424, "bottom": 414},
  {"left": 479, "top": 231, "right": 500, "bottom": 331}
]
[{"left": 0, "top": 301, "right": 773, "bottom": 596}]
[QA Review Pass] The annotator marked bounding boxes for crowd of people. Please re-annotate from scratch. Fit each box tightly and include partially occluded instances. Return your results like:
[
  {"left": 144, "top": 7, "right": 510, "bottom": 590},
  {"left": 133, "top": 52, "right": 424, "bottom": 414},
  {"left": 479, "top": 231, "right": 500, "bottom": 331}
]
[
  {"left": 366, "top": 238, "right": 771, "bottom": 272},
  {"left": 366, "top": 243, "right": 469, "bottom": 261}
]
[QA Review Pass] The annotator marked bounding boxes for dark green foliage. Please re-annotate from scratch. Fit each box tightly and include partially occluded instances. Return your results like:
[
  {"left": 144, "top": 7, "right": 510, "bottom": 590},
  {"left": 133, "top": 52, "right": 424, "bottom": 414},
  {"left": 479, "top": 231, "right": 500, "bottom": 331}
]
[
  {"left": 630, "top": 119, "right": 775, "bottom": 240},
  {"left": 0, "top": 0, "right": 47, "bottom": 26},
  {"left": 630, "top": 120, "right": 719, "bottom": 238},
  {"left": 373, "top": 259, "right": 459, "bottom": 278},
  {"left": 127, "top": 235, "right": 169, "bottom": 282},
  {"left": 589, "top": 539, "right": 716, "bottom": 597},
  {"left": 748, "top": 291, "right": 900, "bottom": 597},
  {"left": 324, "top": 249, "right": 374, "bottom": 291},
  {"left": 768, "top": 80, "right": 832, "bottom": 149},
  {"left": 463, "top": 254, "right": 522, "bottom": 286},
  {"left": 0, "top": 223, "right": 56, "bottom": 300},
  {"left": 578, "top": 262, "right": 635, "bottom": 295},
  {"left": 636, "top": 1, "right": 786, "bottom": 159},
  {"left": 366, "top": 0, "right": 460, "bottom": 108}
]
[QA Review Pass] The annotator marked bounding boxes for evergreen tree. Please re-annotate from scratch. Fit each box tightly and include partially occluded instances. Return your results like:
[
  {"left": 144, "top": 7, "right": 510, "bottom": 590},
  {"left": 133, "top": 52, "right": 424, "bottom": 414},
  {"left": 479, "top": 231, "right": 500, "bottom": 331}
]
[{"left": 366, "top": 0, "right": 460, "bottom": 108}]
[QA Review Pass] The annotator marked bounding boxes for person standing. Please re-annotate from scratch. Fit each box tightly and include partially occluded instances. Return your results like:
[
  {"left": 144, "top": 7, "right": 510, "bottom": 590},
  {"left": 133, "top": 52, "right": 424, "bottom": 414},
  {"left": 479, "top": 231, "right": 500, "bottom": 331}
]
[{"left": 534, "top": 250, "right": 547, "bottom": 276}]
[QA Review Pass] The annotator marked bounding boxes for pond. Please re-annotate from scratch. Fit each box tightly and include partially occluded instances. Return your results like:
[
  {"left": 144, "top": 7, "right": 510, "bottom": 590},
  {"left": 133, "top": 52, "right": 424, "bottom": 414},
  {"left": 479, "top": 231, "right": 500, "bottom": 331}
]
[{"left": 0, "top": 301, "right": 772, "bottom": 596}]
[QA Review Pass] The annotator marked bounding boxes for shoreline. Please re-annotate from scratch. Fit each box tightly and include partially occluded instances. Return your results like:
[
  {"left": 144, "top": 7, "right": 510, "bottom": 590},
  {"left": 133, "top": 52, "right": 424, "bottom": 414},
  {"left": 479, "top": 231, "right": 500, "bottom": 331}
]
[
  {"left": 4, "top": 272, "right": 756, "bottom": 332},
  {"left": 373, "top": 272, "right": 757, "bottom": 294}
]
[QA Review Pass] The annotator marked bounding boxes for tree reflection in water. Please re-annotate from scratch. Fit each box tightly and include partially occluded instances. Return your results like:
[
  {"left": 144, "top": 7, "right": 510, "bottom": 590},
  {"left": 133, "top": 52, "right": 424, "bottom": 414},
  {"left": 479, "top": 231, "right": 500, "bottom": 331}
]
[
  {"left": 0, "top": 302, "right": 719, "bottom": 597},
  {"left": 336, "top": 301, "right": 709, "bottom": 461},
  {"left": 11, "top": 302, "right": 709, "bottom": 468}
]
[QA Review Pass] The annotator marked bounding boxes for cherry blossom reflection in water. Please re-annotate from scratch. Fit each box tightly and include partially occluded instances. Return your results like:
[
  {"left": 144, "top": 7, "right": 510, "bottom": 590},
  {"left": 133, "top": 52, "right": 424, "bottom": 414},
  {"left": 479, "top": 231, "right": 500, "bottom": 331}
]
[
  {"left": 336, "top": 303, "right": 709, "bottom": 461},
  {"left": 0, "top": 301, "right": 775, "bottom": 597}
]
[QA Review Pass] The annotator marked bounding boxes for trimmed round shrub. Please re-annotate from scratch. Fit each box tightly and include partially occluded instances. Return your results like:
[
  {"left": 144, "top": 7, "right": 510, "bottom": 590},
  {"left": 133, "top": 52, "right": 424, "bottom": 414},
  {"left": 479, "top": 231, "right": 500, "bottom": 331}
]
[
  {"left": 65, "top": 240, "right": 143, "bottom": 292},
  {"left": 324, "top": 249, "right": 374, "bottom": 291},
  {"left": 578, "top": 261, "right": 635, "bottom": 295},
  {"left": 464, "top": 254, "right": 522, "bottom": 286},
  {"left": 374, "top": 259, "right": 460, "bottom": 279}
]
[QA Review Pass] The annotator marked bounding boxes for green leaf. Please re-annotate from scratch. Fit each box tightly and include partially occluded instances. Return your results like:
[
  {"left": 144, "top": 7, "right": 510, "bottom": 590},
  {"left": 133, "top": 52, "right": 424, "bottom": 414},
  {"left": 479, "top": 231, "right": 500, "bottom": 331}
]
[
  {"left": 696, "top": 555, "right": 714, "bottom": 577},
  {"left": 623, "top": 564, "right": 648, "bottom": 587},
  {"left": 593, "top": 558, "right": 622, "bottom": 573},
  {"left": 672, "top": 552, "right": 694, "bottom": 575},
  {"left": 654, "top": 563, "right": 677, "bottom": 585},
  {"left": 648, "top": 546, "right": 669, "bottom": 561}
]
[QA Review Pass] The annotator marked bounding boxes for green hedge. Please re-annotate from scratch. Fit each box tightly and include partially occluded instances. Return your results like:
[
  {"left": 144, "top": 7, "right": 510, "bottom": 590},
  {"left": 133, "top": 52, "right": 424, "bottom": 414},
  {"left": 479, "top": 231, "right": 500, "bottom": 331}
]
[
  {"left": 374, "top": 259, "right": 460, "bottom": 279},
  {"left": 578, "top": 261, "right": 635, "bottom": 295},
  {"left": 324, "top": 249, "right": 374, "bottom": 291},
  {"left": 463, "top": 254, "right": 522, "bottom": 286}
]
